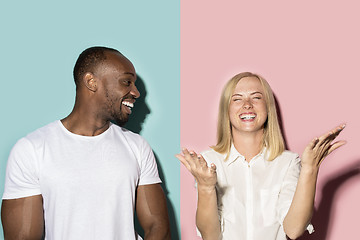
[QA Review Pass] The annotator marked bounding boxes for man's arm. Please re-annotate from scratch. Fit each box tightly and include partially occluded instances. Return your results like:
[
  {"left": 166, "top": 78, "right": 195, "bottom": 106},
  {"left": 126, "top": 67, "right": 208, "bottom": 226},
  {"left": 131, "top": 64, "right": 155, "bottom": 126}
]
[
  {"left": 136, "top": 183, "right": 171, "bottom": 240},
  {"left": 1, "top": 195, "right": 44, "bottom": 240}
]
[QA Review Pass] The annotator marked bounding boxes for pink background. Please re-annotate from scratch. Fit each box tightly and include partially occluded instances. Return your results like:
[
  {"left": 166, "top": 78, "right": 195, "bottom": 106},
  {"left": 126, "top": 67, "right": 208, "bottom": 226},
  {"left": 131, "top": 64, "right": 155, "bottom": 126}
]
[{"left": 181, "top": 1, "right": 360, "bottom": 239}]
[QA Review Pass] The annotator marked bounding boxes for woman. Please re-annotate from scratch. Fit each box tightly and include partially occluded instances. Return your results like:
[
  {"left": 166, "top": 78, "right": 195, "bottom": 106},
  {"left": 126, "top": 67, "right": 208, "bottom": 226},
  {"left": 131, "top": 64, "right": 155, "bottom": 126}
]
[{"left": 176, "top": 72, "right": 346, "bottom": 240}]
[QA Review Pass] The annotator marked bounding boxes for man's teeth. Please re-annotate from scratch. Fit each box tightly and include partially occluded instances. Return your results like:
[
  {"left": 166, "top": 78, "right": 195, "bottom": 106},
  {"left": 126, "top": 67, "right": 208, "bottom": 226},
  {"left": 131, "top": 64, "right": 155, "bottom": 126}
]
[
  {"left": 122, "top": 101, "right": 134, "bottom": 109},
  {"left": 240, "top": 114, "right": 256, "bottom": 120}
]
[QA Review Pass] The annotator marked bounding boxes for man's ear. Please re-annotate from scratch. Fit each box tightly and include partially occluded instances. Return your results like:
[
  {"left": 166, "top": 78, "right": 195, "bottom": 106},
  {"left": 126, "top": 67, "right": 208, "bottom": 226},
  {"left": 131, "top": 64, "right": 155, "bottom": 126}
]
[{"left": 83, "top": 73, "right": 98, "bottom": 92}]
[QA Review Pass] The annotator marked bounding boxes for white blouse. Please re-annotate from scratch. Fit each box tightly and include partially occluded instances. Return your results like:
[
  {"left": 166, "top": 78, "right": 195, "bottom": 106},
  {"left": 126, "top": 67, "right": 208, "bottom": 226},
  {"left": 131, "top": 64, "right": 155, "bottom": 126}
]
[{"left": 200, "top": 145, "right": 314, "bottom": 240}]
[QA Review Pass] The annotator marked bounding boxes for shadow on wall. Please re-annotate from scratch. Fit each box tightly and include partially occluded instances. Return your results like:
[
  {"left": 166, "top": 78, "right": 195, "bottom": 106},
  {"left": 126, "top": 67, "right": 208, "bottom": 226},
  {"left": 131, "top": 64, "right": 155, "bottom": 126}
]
[
  {"left": 298, "top": 160, "right": 360, "bottom": 240},
  {"left": 154, "top": 152, "right": 180, "bottom": 240},
  {"left": 125, "top": 76, "right": 151, "bottom": 134},
  {"left": 124, "top": 76, "right": 180, "bottom": 240}
]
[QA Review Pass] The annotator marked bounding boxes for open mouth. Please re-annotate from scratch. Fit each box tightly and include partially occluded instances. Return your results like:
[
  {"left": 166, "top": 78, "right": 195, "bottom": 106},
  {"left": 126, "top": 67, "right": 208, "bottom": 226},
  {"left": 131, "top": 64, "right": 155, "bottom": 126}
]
[
  {"left": 240, "top": 113, "right": 256, "bottom": 121},
  {"left": 122, "top": 101, "right": 134, "bottom": 114}
]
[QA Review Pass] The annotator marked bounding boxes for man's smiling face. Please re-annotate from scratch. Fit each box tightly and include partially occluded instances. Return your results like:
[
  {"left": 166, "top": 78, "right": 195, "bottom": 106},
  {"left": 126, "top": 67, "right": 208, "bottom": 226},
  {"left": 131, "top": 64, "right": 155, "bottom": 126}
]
[{"left": 94, "top": 51, "right": 140, "bottom": 126}]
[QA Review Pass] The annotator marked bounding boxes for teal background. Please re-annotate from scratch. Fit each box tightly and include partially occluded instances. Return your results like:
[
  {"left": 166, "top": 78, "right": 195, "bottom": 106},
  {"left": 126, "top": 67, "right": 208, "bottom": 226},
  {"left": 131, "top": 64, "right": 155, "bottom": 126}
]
[{"left": 0, "top": 1, "right": 180, "bottom": 239}]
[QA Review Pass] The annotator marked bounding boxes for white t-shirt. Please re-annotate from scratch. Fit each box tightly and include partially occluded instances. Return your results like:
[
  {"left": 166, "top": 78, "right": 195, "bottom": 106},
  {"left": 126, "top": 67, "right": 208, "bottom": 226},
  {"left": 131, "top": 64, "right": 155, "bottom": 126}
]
[
  {"left": 3, "top": 120, "right": 161, "bottom": 240},
  {"left": 200, "top": 145, "right": 314, "bottom": 240}
]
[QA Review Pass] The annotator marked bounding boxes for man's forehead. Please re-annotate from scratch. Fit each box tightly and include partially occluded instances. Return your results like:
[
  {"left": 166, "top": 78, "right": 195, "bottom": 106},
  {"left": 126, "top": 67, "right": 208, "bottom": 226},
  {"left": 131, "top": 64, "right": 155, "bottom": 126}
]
[
  {"left": 101, "top": 52, "right": 136, "bottom": 74},
  {"left": 106, "top": 51, "right": 131, "bottom": 65},
  {"left": 122, "top": 72, "right": 136, "bottom": 79}
]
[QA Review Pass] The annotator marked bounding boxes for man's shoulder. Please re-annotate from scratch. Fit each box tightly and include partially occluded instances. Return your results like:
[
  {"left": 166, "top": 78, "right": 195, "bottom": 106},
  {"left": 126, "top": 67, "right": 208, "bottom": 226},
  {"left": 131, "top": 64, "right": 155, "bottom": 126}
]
[
  {"left": 10, "top": 121, "right": 59, "bottom": 155},
  {"left": 24, "top": 121, "right": 59, "bottom": 141},
  {"left": 111, "top": 124, "right": 148, "bottom": 146},
  {"left": 111, "top": 124, "right": 142, "bottom": 139}
]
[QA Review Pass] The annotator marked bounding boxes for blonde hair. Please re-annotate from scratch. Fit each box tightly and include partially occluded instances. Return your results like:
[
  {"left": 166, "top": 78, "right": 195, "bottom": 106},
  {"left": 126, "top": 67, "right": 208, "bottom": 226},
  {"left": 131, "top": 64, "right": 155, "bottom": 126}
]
[{"left": 211, "top": 72, "right": 285, "bottom": 161}]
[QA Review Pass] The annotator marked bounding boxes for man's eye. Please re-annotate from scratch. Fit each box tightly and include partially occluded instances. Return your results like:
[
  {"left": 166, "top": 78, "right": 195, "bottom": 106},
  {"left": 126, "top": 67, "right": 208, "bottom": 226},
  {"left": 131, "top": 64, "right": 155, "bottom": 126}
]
[{"left": 123, "top": 80, "right": 131, "bottom": 86}]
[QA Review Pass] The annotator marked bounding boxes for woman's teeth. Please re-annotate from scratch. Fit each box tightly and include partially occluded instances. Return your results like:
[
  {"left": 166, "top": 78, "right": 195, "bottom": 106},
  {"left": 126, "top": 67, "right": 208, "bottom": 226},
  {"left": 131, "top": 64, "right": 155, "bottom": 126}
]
[{"left": 240, "top": 114, "right": 256, "bottom": 120}]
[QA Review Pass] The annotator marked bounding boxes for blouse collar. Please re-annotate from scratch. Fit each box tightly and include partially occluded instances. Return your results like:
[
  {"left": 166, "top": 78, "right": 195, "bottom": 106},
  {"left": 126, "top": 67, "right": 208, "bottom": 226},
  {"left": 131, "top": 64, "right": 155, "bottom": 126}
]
[{"left": 226, "top": 144, "right": 267, "bottom": 166}]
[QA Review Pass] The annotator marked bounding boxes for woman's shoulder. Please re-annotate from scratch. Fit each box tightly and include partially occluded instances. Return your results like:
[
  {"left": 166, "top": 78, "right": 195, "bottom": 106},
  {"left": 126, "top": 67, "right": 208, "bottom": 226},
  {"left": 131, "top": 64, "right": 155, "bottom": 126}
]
[
  {"left": 271, "top": 150, "right": 301, "bottom": 166},
  {"left": 278, "top": 150, "right": 299, "bottom": 159},
  {"left": 201, "top": 148, "right": 225, "bottom": 164}
]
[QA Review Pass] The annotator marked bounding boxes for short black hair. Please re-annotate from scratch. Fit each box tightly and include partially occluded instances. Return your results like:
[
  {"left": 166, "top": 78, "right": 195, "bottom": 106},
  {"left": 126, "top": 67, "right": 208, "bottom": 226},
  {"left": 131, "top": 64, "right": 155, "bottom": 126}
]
[{"left": 73, "top": 46, "right": 120, "bottom": 87}]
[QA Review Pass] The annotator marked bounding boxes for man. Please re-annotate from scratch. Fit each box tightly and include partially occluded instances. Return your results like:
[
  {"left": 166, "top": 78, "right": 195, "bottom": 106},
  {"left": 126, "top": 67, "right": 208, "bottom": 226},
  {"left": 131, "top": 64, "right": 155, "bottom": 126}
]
[{"left": 1, "top": 46, "right": 171, "bottom": 240}]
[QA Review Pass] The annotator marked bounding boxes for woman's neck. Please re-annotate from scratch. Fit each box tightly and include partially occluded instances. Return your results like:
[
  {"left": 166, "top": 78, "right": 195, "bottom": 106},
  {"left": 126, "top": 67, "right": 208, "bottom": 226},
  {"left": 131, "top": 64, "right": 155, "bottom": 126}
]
[{"left": 232, "top": 129, "right": 264, "bottom": 162}]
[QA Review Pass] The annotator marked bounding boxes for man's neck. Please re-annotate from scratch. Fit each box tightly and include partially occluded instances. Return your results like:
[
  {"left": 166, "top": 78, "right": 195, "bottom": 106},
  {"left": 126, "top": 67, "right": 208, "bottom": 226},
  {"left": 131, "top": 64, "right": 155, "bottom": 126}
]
[{"left": 61, "top": 108, "right": 110, "bottom": 137}]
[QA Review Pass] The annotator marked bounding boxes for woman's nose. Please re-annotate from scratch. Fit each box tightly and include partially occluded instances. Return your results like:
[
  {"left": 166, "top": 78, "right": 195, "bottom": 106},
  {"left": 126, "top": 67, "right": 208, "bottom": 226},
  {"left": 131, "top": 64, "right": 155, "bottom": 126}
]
[{"left": 242, "top": 99, "right": 253, "bottom": 109}]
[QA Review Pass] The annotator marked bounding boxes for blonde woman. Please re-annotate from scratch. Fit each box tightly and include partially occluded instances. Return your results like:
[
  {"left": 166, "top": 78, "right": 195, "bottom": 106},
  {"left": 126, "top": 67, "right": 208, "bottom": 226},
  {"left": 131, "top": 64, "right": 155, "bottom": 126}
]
[{"left": 176, "top": 72, "right": 346, "bottom": 240}]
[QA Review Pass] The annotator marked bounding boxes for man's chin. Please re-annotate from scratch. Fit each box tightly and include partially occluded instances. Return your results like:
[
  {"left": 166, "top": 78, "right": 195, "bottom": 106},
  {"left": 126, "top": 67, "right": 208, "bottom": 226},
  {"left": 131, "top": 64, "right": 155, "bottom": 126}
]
[{"left": 111, "top": 115, "right": 129, "bottom": 127}]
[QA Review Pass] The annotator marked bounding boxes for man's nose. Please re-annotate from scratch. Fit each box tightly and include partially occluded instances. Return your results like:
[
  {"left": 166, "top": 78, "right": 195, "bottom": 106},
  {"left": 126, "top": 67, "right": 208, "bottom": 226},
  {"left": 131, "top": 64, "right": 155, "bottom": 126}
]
[{"left": 131, "top": 85, "right": 140, "bottom": 99}]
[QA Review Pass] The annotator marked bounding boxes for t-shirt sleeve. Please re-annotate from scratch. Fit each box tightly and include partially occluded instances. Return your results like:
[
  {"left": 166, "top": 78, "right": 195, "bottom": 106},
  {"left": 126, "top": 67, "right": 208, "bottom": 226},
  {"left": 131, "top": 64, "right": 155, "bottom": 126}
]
[
  {"left": 276, "top": 154, "right": 314, "bottom": 234},
  {"left": 2, "top": 138, "right": 41, "bottom": 199},
  {"left": 138, "top": 138, "right": 161, "bottom": 186}
]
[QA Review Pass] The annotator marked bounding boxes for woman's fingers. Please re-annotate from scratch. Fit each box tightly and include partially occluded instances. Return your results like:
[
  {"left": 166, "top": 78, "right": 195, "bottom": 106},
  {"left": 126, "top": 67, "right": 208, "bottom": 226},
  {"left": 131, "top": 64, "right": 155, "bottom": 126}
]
[
  {"left": 311, "top": 124, "right": 345, "bottom": 156},
  {"left": 312, "top": 124, "right": 346, "bottom": 165},
  {"left": 177, "top": 148, "right": 212, "bottom": 172},
  {"left": 175, "top": 154, "right": 191, "bottom": 170},
  {"left": 176, "top": 148, "right": 217, "bottom": 187},
  {"left": 326, "top": 140, "right": 347, "bottom": 156},
  {"left": 176, "top": 148, "right": 197, "bottom": 170},
  {"left": 181, "top": 148, "right": 198, "bottom": 168},
  {"left": 307, "top": 137, "right": 319, "bottom": 150},
  {"left": 324, "top": 125, "right": 345, "bottom": 144},
  {"left": 318, "top": 140, "right": 347, "bottom": 165},
  {"left": 197, "top": 154, "right": 208, "bottom": 167},
  {"left": 315, "top": 124, "right": 345, "bottom": 149},
  {"left": 209, "top": 163, "right": 217, "bottom": 174}
]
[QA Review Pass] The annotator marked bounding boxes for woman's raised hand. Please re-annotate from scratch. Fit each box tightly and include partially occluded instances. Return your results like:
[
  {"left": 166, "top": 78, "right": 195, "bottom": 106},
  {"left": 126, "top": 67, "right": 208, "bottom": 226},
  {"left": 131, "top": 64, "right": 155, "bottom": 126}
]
[
  {"left": 301, "top": 124, "right": 346, "bottom": 170},
  {"left": 176, "top": 148, "right": 217, "bottom": 190}
]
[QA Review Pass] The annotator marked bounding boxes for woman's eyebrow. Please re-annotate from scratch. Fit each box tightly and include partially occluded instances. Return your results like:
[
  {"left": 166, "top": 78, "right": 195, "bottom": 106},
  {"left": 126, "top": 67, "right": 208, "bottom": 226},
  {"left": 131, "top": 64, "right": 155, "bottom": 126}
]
[
  {"left": 232, "top": 91, "right": 263, "bottom": 97},
  {"left": 250, "top": 91, "right": 263, "bottom": 95}
]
